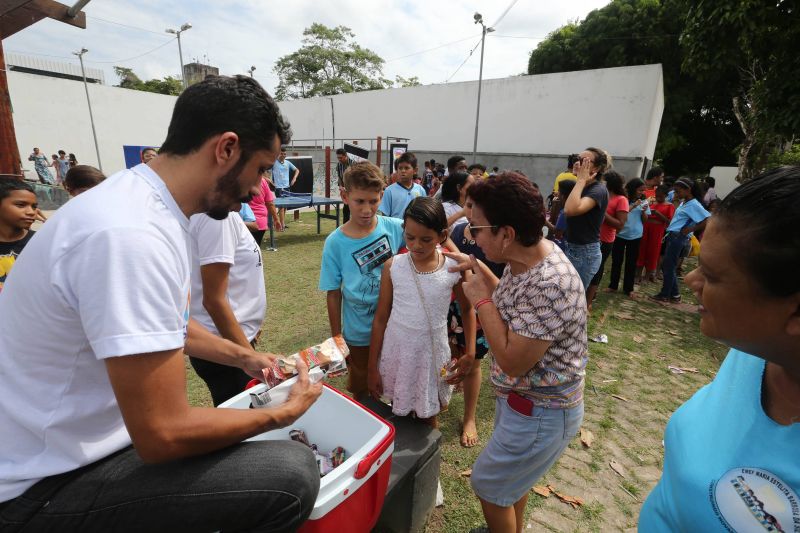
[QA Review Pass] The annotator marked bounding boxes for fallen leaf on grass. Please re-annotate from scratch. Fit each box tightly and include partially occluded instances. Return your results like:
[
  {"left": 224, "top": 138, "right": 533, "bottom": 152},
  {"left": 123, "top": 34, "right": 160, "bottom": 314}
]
[
  {"left": 601, "top": 379, "right": 617, "bottom": 383},
  {"left": 612, "top": 394, "right": 630, "bottom": 402},
  {"left": 532, "top": 485, "right": 552, "bottom": 497},
  {"left": 580, "top": 428, "right": 594, "bottom": 448},
  {"left": 551, "top": 487, "right": 584, "bottom": 509},
  {"left": 668, "top": 330, "right": 679, "bottom": 336},
  {"left": 632, "top": 335, "right": 645, "bottom": 344},
  {"left": 609, "top": 460, "right": 627, "bottom": 478},
  {"left": 459, "top": 469, "right": 472, "bottom": 477},
  {"left": 616, "top": 313, "right": 636, "bottom": 321}
]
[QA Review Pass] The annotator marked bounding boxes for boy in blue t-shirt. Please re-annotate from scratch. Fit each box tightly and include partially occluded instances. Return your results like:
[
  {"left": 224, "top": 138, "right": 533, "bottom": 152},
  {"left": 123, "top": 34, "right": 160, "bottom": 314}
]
[
  {"left": 379, "top": 152, "right": 426, "bottom": 219},
  {"left": 319, "top": 162, "right": 404, "bottom": 398},
  {"left": 271, "top": 147, "right": 299, "bottom": 229}
]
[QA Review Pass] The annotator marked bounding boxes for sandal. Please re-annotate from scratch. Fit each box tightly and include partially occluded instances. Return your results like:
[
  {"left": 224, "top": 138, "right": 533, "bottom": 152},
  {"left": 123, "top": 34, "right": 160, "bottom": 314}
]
[{"left": 461, "top": 421, "right": 479, "bottom": 448}]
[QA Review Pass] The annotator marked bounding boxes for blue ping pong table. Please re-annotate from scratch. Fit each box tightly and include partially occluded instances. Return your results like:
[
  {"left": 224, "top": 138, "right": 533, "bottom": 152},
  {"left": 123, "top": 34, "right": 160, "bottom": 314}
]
[{"left": 266, "top": 192, "right": 343, "bottom": 251}]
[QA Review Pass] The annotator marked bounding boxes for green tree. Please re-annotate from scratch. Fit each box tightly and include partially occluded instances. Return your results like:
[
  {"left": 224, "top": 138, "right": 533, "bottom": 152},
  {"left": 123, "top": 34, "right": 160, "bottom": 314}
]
[
  {"left": 274, "top": 23, "right": 392, "bottom": 100},
  {"left": 113, "top": 66, "right": 182, "bottom": 96},
  {"left": 527, "top": 0, "right": 740, "bottom": 176},
  {"left": 679, "top": 0, "right": 800, "bottom": 181},
  {"left": 395, "top": 75, "right": 421, "bottom": 88}
]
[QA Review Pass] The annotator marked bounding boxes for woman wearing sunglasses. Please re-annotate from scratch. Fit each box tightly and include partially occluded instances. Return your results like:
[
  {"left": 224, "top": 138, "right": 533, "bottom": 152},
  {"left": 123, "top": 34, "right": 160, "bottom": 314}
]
[{"left": 444, "top": 172, "right": 587, "bottom": 533}]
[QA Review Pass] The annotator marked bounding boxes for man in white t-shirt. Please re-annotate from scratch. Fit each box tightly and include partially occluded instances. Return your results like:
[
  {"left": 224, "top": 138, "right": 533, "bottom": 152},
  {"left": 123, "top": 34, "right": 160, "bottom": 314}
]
[
  {"left": 0, "top": 75, "right": 322, "bottom": 532},
  {"left": 188, "top": 209, "right": 267, "bottom": 405}
]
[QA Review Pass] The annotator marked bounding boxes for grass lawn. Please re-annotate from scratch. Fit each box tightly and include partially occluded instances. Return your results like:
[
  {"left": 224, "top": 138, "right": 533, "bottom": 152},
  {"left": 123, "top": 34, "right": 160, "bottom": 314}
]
[{"left": 186, "top": 211, "right": 727, "bottom": 532}]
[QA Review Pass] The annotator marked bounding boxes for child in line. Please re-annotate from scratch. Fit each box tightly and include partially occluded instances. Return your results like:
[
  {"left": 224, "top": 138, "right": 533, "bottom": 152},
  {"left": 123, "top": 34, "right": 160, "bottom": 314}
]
[
  {"left": 379, "top": 152, "right": 426, "bottom": 219},
  {"left": 552, "top": 178, "right": 577, "bottom": 250},
  {"left": 637, "top": 184, "right": 675, "bottom": 283},
  {"left": 0, "top": 178, "right": 39, "bottom": 293},
  {"left": 367, "top": 197, "right": 476, "bottom": 425},
  {"left": 319, "top": 162, "right": 406, "bottom": 399}
]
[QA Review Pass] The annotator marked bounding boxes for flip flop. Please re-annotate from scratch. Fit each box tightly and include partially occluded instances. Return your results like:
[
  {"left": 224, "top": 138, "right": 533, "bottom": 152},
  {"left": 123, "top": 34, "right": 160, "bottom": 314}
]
[{"left": 461, "top": 422, "right": 479, "bottom": 448}]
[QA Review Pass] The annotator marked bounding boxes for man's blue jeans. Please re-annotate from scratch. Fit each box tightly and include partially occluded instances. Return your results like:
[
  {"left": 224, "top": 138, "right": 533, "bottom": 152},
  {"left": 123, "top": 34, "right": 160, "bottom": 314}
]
[{"left": 0, "top": 441, "right": 320, "bottom": 532}]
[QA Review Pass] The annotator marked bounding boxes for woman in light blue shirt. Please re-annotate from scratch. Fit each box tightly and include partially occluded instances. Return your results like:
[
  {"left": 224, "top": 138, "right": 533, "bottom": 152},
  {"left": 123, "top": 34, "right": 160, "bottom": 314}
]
[
  {"left": 607, "top": 178, "right": 649, "bottom": 295},
  {"left": 651, "top": 178, "right": 709, "bottom": 303},
  {"left": 639, "top": 166, "right": 800, "bottom": 532}
]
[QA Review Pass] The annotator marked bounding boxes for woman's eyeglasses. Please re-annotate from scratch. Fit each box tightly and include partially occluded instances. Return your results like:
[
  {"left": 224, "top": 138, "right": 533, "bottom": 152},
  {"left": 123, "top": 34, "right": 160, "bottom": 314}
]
[{"left": 467, "top": 223, "right": 497, "bottom": 235}]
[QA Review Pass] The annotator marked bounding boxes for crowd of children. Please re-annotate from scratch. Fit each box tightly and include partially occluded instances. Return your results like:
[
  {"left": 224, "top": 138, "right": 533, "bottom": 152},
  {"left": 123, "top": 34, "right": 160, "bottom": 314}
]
[{"left": 1, "top": 132, "right": 724, "bottom": 533}]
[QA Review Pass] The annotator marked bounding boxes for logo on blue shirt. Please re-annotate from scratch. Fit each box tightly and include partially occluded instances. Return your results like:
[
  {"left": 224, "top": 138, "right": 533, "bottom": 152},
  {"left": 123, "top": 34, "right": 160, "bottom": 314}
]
[{"left": 712, "top": 468, "right": 799, "bottom": 532}]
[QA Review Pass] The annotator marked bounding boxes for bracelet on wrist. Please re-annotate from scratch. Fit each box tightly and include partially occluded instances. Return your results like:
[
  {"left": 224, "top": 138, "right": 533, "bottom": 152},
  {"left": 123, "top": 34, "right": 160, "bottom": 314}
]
[{"left": 474, "top": 298, "right": 493, "bottom": 311}]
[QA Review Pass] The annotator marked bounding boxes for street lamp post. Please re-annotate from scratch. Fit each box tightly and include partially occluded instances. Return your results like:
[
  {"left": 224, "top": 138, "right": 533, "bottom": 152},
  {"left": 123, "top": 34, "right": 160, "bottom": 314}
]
[
  {"left": 166, "top": 23, "right": 192, "bottom": 89},
  {"left": 247, "top": 65, "right": 256, "bottom": 78},
  {"left": 72, "top": 47, "right": 102, "bottom": 172},
  {"left": 472, "top": 13, "right": 494, "bottom": 163}
]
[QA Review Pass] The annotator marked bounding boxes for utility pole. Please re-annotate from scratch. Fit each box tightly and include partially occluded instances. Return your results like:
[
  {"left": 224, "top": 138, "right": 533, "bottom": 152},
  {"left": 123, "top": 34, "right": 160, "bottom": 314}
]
[
  {"left": 472, "top": 13, "right": 494, "bottom": 163},
  {"left": 166, "top": 23, "right": 192, "bottom": 89},
  {"left": 73, "top": 47, "right": 102, "bottom": 172}
]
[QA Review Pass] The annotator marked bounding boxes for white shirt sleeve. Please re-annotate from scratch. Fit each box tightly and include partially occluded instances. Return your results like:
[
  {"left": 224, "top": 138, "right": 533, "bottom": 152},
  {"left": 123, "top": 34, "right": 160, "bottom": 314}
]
[
  {"left": 51, "top": 226, "right": 190, "bottom": 359},
  {"left": 190, "top": 214, "right": 236, "bottom": 266}
]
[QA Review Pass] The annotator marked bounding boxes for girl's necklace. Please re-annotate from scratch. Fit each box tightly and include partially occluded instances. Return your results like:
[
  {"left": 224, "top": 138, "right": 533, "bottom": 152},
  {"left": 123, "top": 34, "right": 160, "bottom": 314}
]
[{"left": 410, "top": 249, "right": 442, "bottom": 275}]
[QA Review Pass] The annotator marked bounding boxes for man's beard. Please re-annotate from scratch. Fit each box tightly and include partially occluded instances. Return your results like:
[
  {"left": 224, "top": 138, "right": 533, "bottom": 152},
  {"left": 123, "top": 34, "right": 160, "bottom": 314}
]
[{"left": 205, "top": 156, "right": 252, "bottom": 220}]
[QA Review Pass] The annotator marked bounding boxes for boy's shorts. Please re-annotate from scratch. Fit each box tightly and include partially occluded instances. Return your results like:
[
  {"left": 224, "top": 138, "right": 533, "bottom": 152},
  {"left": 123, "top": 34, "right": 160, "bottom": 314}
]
[{"left": 346, "top": 344, "right": 369, "bottom": 399}]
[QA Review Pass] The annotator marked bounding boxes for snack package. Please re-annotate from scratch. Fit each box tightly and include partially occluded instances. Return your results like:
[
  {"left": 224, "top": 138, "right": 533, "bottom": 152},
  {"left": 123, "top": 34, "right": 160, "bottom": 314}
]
[
  {"left": 262, "top": 335, "right": 349, "bottom": 389},
  {"left": 440, "top": 359, "right": 459, "bottom": 381},
  {"left": 251, "top": 366, "right": 325, "bottom": 409}
]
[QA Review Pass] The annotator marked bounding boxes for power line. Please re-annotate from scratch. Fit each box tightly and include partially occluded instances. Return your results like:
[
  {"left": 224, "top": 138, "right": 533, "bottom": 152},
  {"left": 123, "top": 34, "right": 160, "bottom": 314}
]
[
  {"left": 385, "top": 34, "right": 479, "bottom": 63},
  {"left": 490, "top": 0, "right": 520, "bottom": 28},
  {"left": 85, "top": 38, "right": 176, "bottom": 64},
  {"left": 444, "top": 37, "right": 483, "bottom": 83},
  {"left": 86, "top": 15, "right": 167, "bottom": 36}
]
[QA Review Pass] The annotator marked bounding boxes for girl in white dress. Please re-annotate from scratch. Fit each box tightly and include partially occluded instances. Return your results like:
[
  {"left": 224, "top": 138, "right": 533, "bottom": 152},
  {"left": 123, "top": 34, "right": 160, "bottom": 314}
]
[{"left": 368, "top": 197, "right": 476, "bottom": 425}]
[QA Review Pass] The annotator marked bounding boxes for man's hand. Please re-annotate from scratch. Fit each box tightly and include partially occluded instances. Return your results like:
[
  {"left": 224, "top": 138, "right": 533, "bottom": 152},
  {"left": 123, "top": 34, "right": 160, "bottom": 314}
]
[
  {"left": 680, "top": 226, "right": 691, "bottom": 236},
  {"left": 240, "top": 350, "right": 278, "bottom": 380},
  {"left": 285, "top": 358, "right": 323, "bottom": 420}
]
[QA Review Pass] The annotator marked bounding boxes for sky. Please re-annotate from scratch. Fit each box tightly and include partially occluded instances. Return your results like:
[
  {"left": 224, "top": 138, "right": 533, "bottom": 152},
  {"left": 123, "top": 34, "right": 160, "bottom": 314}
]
[{"left": 4, "top": 0, "right": 610, "bottom": 95}]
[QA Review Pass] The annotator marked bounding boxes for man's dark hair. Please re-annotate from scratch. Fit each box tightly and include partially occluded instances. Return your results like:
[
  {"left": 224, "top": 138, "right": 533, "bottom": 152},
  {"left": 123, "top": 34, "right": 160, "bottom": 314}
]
[
  {"left": 159, "top": 75, "right": 291, "bottom": 158},
  {"left": 567, "top": 154, "right": 580, "bottom": 168},
  {"left": 467, "top": 172, "right": 545, "bottom": 246},
  {"left": 447, "top": 155, "right": 466, "bottom": 172},
  {"left": 468, "top": 163, "right": 486, "bottom": 173},
  {"left": 403, "top": 196, "right": 447, "bottom": 234},
  {"left": 706, "top": 176, "right": 716, "bottom": 187},
  {"left": 0, "top": 177, "right": 35, "bottom": 202},
  {"left": 396, "top": 151, "right": 417, "bottom": 170},
  {"left": 716, "top": 166, "right": 800, "bottom": 297},
  {"left": 58, "top": 150, "right": 66, "bottom": 156},
  {"left": 646, "top": 166, "right": 664, "bottom": 181},
  {"left": 336, "top": 148, "right": 347, "bottom": 156}
]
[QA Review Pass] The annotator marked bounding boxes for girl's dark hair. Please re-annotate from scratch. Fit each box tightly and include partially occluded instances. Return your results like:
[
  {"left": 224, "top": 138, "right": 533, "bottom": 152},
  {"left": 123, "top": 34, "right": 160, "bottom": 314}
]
[
  {"left": 403, "top": 196, "right": 447, "bottom": 234},
  {"left": 440, "top": 171, "right": 470, "bottom": 203},
  {"left": 674, "top": 177, "right": 703, "bottom": 201},
  {"left": 0, "top": 177, "right": 35, "bottom": 201},
  {"left": 625, "top": 178, "right": 645, "bottom": 201},
  {"left": 558, "top": 178, "right": 577, "bottom": 198},
  {"left": 603, "top": 170, "right": 625, "bottom": 196},
  {"left": 64, "top": 165, "right": 105, "bottom": 192},
  {"left": 715, "top": 166, "right": 800, "bottom": 297},
  {"left": 159, "top": 75, "right": 291, "bottom": 160},
  {"left": 467, "top": 172, "right": 544, "bottom": 247}
]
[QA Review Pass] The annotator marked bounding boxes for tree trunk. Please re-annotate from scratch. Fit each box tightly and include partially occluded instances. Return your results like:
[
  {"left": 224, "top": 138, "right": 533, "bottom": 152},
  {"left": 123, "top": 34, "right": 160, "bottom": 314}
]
[
  {"left": 0, "top": 38, "right": 23, "bottom": 178},
  {"left": 732, "top": 95, "right": 756, "bottom": 183}
]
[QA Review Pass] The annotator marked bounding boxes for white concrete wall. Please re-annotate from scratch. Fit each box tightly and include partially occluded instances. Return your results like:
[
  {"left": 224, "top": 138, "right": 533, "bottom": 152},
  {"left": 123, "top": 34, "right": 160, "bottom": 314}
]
[
  {"left": 8, "top": 64, "right": 663, "bottom": 177},
  {"left": 709, "top": 166, "right": 739, "bottom": 199},
  {"left": 9, "top": 71, "right": 175, "bottom": 174}
]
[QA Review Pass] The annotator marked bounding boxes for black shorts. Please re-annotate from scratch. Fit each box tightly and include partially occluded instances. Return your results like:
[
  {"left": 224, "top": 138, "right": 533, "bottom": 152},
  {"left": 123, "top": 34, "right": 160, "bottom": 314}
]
[{"left": 448, "top": 300, "right": 489, "bottom": 359}]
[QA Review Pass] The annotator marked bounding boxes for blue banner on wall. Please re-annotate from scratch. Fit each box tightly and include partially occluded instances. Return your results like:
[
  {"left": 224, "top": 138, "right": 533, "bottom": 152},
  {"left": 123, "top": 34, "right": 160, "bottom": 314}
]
[{"left": 122, "top": 145, "right": 158, "bottom": 169}]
